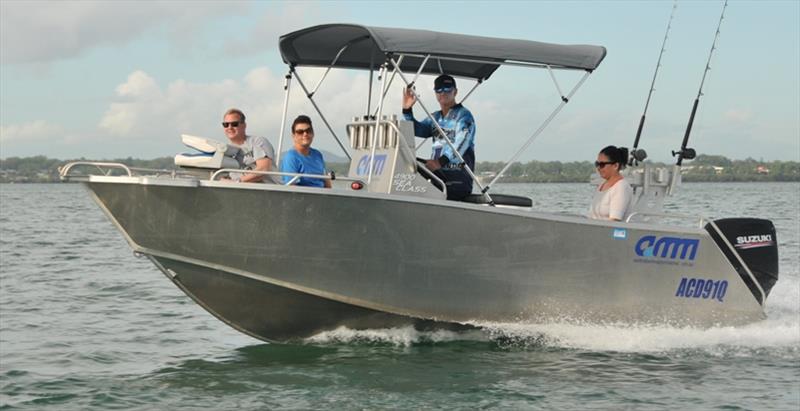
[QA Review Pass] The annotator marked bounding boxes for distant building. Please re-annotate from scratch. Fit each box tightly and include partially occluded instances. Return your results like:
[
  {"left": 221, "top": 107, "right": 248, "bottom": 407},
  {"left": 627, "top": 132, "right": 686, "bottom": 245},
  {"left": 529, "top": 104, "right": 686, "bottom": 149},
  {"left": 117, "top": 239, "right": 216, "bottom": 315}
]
[
  {"left": 756, "top": 165, "right": 770, "bottom": 174},
  {"left": 680, "top": 165, "right": 725, "bottom": 175}
]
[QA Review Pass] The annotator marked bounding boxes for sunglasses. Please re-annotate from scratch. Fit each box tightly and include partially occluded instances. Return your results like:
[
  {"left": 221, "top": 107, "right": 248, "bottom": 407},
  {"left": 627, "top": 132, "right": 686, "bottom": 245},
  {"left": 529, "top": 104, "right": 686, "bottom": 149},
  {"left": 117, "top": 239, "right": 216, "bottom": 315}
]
[
  {"left": 222, "top": 121, "right": 240, "bottom": 128},
  {"left": 595, "top": 161, "right": 615, "bottom": 168},
  {"left": 294, "top": 127, "right": 313, "bottom": 135},
  {"left": 434, "top": 87, "right": 454, "bottom": 94}
]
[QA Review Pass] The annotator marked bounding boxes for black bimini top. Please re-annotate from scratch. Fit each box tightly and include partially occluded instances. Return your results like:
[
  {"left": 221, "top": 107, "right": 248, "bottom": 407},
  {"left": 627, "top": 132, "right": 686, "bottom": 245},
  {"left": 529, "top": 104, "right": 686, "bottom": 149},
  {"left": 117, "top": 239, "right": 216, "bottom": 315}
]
[{"left": 279, "top": 24, "right": 607, "bottom": 81}]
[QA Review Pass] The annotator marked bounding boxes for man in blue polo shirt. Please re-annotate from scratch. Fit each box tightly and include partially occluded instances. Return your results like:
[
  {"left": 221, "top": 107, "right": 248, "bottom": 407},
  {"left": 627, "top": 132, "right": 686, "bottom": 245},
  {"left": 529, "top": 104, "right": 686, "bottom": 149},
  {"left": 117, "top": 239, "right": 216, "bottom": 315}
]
[
  {"left": 402, "top": 74, "right": 476, "bottom": 200},
  {"left": 280, "top": 115, "right": 331, "bottom": 188}
]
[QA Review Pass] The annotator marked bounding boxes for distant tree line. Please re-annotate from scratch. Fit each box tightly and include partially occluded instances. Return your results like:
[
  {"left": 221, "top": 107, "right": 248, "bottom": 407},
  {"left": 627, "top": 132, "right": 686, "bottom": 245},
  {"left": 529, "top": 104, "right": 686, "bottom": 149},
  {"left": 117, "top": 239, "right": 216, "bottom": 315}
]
[
  {"left": 676, "top": 155, "right": 800, "bottom": 182},
  {"left": 474, "top": 154, "right": 800, "bottom": 183},
  {"left": 1, "top": 154, "right": 797, "bottom": 183},
  {"left": 0, "top": 156, "right": 176, "bottom": 183}
]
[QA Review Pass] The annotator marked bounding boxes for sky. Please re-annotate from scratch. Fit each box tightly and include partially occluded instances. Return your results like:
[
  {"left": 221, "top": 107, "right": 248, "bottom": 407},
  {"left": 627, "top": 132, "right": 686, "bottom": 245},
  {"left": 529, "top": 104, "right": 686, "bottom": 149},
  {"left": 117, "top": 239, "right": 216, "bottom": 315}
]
[{"left": 0, "top": 0, "right": 798, "bottom": 163}]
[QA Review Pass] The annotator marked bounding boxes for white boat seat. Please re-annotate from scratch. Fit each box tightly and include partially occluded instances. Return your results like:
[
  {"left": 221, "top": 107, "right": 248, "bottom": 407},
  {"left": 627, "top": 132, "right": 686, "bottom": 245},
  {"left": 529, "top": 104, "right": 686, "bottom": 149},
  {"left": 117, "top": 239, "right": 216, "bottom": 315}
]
[
  {"left": 174, "top": 134, "right": 241, "bottom": 169},
  {"left": 174, "top": 152, "right": 240, "bottom": 169}
]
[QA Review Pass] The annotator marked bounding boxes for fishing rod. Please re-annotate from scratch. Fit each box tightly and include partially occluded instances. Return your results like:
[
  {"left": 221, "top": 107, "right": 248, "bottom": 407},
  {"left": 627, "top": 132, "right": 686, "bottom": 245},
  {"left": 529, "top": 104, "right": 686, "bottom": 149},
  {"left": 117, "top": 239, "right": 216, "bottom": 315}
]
[
  {"left": 630, "top": 0, "right": 677, "bottom": 166},
  {"left": 673, "top": 0, "right": 728, "bottom": 166}
]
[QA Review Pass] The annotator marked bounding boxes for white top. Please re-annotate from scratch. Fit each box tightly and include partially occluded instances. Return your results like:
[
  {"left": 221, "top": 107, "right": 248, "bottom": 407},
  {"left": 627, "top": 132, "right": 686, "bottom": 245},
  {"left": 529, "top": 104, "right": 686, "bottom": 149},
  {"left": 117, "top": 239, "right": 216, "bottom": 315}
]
[{"left": 588, "top": 177, "right": 633, "bottom": 221}]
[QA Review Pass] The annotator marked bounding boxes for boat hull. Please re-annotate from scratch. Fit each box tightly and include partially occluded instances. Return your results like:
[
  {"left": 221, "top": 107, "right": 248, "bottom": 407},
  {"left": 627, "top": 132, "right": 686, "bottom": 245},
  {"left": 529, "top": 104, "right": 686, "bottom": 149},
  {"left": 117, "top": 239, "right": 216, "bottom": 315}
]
[
  {"left": 151, "top": 255, "right": 471, "bottom": 341},
  {"left": 84, "top": 178, "right": 766, "bottom": 342}
]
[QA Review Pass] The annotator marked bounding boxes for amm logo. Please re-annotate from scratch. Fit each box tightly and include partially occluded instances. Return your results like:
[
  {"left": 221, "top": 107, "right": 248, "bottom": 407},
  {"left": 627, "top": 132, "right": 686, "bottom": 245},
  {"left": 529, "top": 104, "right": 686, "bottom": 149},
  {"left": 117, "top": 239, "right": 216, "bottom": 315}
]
[
  {"left": 356, "top": 154, "right": 387, "bottom": 176},
  {"left": 635, "top": 235, "right": 699, "bottom": 260}
]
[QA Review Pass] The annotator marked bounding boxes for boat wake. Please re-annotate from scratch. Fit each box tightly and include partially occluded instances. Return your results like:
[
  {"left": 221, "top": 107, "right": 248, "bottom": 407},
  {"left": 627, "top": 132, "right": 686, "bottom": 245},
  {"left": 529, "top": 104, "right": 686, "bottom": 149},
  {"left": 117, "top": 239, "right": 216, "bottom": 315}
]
[
  {"left": 305, "top": 326, "right": 489, "bottom": 346},
  {"left": 476, "top": 317, "right": 799, "bottom": 354},
  {"left": 304, "top": 276, "right": 800, "bottom": 354}
]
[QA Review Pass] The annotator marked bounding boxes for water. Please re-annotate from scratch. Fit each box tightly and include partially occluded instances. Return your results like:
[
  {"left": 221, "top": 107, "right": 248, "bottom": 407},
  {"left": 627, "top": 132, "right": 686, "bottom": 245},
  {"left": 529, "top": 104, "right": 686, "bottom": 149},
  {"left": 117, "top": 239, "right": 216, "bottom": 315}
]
[{"left": 1, "top": 182, "right": 798, "bottom": 410}]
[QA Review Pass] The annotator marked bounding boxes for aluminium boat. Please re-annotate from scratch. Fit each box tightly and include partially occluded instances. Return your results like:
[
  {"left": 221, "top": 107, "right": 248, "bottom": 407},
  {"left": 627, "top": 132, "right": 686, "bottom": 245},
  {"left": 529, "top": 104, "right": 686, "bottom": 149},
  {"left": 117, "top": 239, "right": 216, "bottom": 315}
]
[{"left": 60, "top": 24, "right": 778, "bottom": 343}]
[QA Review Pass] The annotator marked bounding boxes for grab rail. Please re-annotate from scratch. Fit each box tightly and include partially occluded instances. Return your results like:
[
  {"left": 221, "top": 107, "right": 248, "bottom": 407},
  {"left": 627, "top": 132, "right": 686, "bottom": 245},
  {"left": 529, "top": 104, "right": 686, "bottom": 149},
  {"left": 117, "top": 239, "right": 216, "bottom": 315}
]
[
  {"left": 58, "top": 161, "right": 191, "bottom": 181},
  {"left": 626, "top": 211, "right": 708, "bottom": 228},
  {"left": 414, "top": 159, "right": 447, "bottom": 198},
  {"left": 209, "top": 168, "right": 366, "bottom": 186},
  {"left": 59, "top": 161, "right": 133, "bottom": 178},
  {"left": 58, "top": 161, "right": 367, "bottom": 190}
]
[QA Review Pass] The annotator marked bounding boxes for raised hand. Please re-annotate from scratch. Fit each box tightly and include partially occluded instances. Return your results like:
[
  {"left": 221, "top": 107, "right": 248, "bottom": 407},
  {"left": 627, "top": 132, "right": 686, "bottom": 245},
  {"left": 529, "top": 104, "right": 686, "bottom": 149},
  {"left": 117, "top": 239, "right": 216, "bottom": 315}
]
[{"left": 402, "top": 86, "right": 417, "bottom": 109}]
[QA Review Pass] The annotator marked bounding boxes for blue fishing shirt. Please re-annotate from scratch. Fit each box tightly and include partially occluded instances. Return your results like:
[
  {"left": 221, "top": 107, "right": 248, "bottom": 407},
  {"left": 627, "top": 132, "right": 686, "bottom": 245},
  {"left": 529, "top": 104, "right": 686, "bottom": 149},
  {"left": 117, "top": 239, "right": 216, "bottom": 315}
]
[{"left": 402, "top": 104, "right": 476, "bottom": 169}]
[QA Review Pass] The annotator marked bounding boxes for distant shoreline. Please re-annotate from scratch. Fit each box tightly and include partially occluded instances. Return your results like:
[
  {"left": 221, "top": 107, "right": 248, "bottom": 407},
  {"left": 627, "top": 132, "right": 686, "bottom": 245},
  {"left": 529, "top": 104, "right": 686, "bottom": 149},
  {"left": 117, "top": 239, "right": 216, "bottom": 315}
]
[{"left": 1, "top": 154, "right": 798, "bottom": 183}]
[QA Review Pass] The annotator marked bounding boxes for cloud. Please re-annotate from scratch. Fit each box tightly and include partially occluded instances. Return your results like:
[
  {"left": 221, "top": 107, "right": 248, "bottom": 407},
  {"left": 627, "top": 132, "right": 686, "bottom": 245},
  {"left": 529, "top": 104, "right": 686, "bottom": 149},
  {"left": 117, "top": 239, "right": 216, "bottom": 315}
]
[
  {"left": 96, "top": 66, "right": 401, "bottom": 157},
  {"left": 115, "top": 70, "right": 162, "bottom": 99},
  {"left": 0, "top": 0, "right": 246, "bottom": 64},
  {"left": 0, "top": 121, "right": 64, "bottom": 143},
  {"left": 100, "top": 70, "right": 240, "bottom": 138},
  {"left": 724, "top": 108, "right": 754, "bottom": 123},
  {"left": 94, "top": 63, "right": 512, "bottom": 162},
  {"left": 225, "top": 1, "right": 332, "bottom": 57}
]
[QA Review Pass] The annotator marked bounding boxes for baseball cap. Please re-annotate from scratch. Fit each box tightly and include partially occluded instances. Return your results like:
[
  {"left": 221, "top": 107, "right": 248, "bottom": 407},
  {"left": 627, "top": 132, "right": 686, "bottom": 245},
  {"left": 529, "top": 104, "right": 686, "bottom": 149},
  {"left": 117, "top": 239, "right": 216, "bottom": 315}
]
[{"left": 434, "top": 74, "right": 456, "bottom": 90}]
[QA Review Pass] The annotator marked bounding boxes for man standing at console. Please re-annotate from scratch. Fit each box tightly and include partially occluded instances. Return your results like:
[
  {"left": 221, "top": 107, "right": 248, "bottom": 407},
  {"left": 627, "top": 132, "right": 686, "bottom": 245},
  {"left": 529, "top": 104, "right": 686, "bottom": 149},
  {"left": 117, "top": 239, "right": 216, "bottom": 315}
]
[
  {"left": 402, "top": 74, "right": 476, "bottom": 200},
  {"left": 222, "top": 108, "right": 275, "bottom": 183}
]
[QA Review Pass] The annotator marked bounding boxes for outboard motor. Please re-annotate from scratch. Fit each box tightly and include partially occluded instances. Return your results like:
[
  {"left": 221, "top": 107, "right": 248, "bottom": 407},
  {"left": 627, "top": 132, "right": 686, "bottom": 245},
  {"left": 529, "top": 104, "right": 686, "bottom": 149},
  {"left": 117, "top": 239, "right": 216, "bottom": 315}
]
[{"left": 705, "top": 218, "right": 778, "bottom": 304}]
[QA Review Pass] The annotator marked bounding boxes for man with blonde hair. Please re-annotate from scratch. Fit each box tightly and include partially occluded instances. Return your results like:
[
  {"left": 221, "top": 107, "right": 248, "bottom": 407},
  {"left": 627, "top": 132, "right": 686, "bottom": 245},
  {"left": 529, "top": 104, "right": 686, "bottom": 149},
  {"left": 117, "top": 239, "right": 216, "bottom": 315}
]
[{"left": 221, "top": 108, "right": 275, "bottom": 183}]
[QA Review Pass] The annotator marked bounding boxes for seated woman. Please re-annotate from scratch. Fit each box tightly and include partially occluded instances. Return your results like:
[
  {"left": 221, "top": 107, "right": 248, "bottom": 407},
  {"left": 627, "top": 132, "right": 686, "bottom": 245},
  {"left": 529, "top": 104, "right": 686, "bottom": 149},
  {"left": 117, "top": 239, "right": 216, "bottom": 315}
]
[
  {"left": 588, "top": 145, "right": 632, "bottom": 221},
  {"left": 280, "top": 115, "right": 331, "bottom": 188}
]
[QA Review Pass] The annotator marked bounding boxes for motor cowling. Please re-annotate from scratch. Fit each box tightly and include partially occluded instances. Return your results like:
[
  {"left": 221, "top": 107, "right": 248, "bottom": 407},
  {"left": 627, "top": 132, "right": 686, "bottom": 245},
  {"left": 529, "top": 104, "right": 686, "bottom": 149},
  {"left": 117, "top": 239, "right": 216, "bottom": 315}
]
[{"left": 705, "top": 218, "right": 778, "bottom": 304}]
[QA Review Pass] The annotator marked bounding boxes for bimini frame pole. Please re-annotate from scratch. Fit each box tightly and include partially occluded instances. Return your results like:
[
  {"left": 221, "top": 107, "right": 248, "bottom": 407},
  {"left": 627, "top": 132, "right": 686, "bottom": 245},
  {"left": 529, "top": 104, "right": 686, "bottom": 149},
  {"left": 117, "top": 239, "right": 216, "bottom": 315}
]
[
  {"left": 395, "top": 52, "right": 575, "bottom": 71},
  {"left": 367, "top": 63, "right": 388, "bottom": 185},
  {"left": 485, "top": 71, "right": 592, "bottom": 192},
  {"left": 410, "top": 54, "right": 431, "bottom": 87},
  {"left": 280, "top": 37, "right": 371, "bottom": 163},
  {"left": 675, "top": 0, "right": 727, "bottom": 166},
  {"left": 365, "top": 63, "right": 374, "bottom": 117},
  {"left": 388, "top": 56, "right": 489, "bottom": 200},
  {"left": 414, "top": 75, "right": 485, "bottom": 150},
  {"left": 309, "top": 36, "right": 369, "bottom": 97},
  {"left": 275, "top": 70, "right": 293, "bottom": 167},
  {"left": 292, "top": 68, "right": 352, "bottom": 161},
  {"left": 457, "top": 79, "right": 483, "bottom": 106},
  {"left": 371, "top": 56, "right": 403, "bottom": 118}
]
